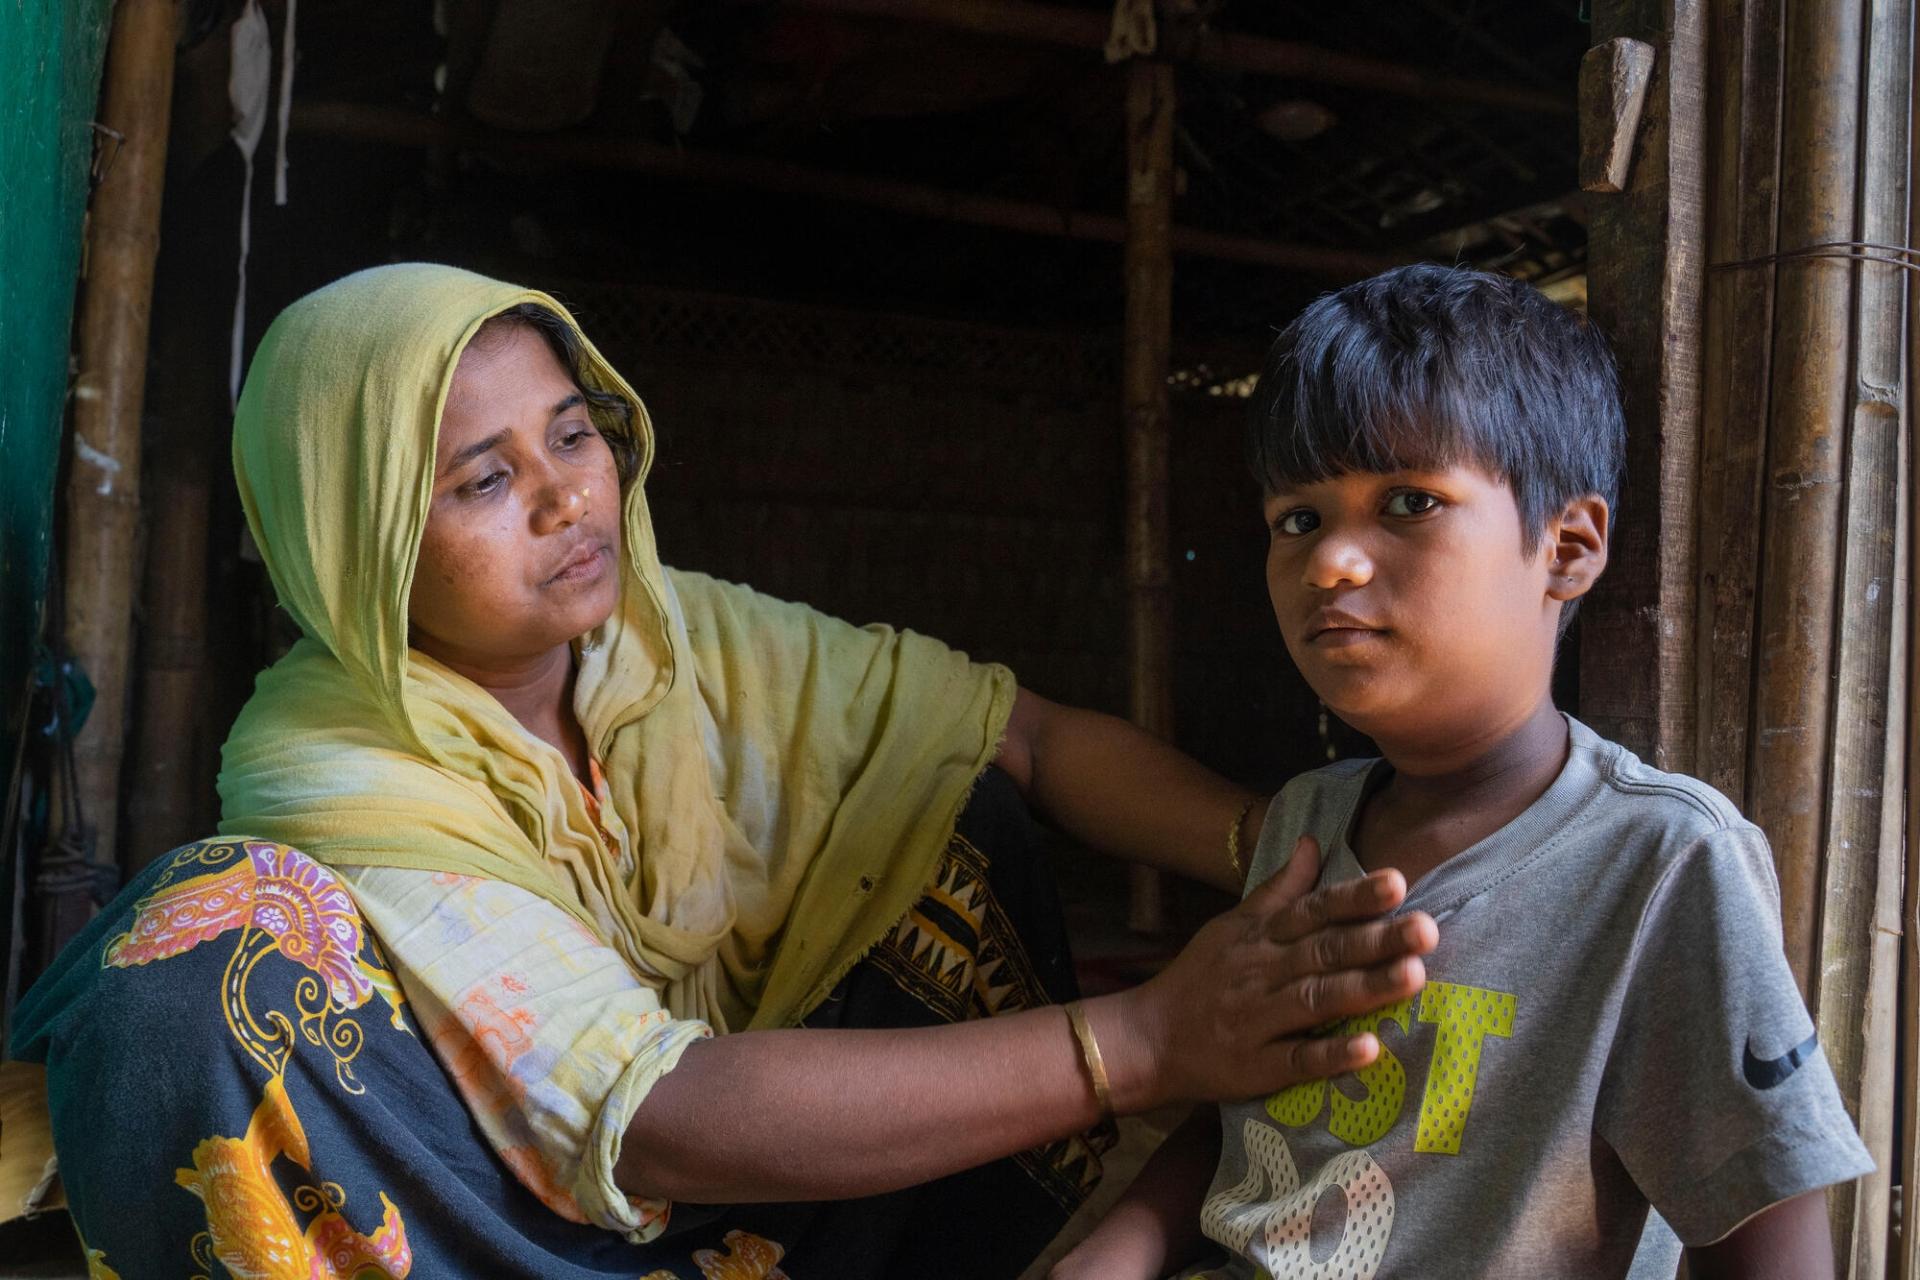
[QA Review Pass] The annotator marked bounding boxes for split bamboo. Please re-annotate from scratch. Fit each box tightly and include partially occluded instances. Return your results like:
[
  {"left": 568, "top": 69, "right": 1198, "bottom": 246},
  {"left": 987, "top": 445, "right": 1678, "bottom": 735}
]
[
  {"left": 1693, "top": 0, "right": 1783, "bottom": 806},
  {"left": 58, "top": 0, "right": 179, "bottom": 901},
  {"left": 1122, "top": 58, "right": 1174, "bottom": 935}
]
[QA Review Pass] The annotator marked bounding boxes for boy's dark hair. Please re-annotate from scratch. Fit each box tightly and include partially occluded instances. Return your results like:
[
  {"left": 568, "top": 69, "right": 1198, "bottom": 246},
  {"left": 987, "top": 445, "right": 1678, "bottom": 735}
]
[
  {"left": 1247, "top": 263, "right": 1624, "bottom": 557},
  {"left": 476, "top": 302, "right": 643, "bottom": 486}
]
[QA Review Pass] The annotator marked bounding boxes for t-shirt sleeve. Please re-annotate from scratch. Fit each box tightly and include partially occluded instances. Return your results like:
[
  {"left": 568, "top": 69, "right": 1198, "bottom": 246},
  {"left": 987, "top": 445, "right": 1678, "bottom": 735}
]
[
  {"left": 1593, "top": 824, "right": 1873, "bottom": 1245},
  {"left": 343, "top": 865, "right": 712, "bottom": 1242}
]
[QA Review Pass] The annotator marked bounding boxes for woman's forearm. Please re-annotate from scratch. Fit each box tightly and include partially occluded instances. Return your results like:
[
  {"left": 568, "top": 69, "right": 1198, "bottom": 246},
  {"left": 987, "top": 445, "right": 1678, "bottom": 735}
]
[
  {"left": 617, "top": 997, "right": 1127, "bottom": 1204},
  {"left": 617, "top": 856, "right": 1434, "bottom": 1206},
  {"left": 999, "top": 690, "right": 1264, "bottom": 892}
]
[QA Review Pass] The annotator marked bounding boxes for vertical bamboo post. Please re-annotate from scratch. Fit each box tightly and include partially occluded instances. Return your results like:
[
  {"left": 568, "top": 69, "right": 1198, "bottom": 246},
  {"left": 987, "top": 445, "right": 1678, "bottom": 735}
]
[
  {"left": 1813, "top": 0, "right": 1910, "bottom": 1263},
  {"left": 1746, "top": 0, "right": 1863, "bottom": 996},
  {"left": 58, "top": 0, "right": 179, "bottom": 892},
  {"left": 1694, "top": 0, "right": 1783, "bottom": 806},
  {"left": 1900, "top": 12, "right": 1920, "bottom": 1271},
  {"left": 1122, "top": 57, "right": 1175, "bottom": 935}
]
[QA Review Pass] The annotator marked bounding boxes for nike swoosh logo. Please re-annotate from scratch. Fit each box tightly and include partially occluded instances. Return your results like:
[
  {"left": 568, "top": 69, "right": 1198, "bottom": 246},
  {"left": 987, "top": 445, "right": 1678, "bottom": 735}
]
[{"left": 1743, "top": 1030, "right": 1820, "bottom": 1090}]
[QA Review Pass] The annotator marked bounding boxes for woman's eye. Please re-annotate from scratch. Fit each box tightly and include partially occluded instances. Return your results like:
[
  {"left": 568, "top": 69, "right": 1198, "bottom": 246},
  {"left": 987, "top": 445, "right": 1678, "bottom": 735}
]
[
  {"left": 460, "top": 470, "right": 507, "bottom": 499},
  {"left": 1274, "top": 509, "right": 1320, "bottom": 536},
  {"left": 1385, "top": 491, "right": 1440, "bottom": 517},
  {"left": 557, "top": 426, "right": 595, "bottom": 450}
]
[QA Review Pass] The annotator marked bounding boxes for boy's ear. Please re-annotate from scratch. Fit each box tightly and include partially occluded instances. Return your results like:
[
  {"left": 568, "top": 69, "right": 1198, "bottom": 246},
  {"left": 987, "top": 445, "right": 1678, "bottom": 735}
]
[{"left": 1546, "top": 494, "right": 1609, "bottom": 601}]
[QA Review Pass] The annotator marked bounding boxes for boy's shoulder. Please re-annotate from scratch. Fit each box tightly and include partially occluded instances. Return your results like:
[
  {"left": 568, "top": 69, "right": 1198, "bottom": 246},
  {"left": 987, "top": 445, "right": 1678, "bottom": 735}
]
[{"left": 1569, "top": 716, "right": 1754, "bottom": 846}]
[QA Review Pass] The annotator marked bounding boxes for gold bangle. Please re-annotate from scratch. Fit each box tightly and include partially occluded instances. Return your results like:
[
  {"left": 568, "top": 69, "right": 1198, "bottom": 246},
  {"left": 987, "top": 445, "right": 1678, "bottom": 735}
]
[
  {"left": 1226, "top": 794, "right": 1261, "bottom": 882},
  {"left": 1064, "top": 1000, "right": 1113, "bottom": 1117}
]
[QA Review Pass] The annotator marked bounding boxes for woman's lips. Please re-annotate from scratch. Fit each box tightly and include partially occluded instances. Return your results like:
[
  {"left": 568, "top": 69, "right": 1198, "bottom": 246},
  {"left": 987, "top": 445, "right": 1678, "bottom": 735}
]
[{"left": 546, "top": 543, "right": 610, "bottom": 586}]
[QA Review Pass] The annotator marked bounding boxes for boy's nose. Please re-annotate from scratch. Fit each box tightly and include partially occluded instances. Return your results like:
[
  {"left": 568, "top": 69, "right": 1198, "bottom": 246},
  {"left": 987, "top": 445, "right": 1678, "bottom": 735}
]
[{"left": 1304, "top": 536, "right": 1373, "bottom": 590}]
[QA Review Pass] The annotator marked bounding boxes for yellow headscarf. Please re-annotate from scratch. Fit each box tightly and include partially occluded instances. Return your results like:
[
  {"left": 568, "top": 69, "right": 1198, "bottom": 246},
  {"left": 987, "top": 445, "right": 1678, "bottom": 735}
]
[{"left": 218, "top": 264, "right": 1013, "bottom": 1032}]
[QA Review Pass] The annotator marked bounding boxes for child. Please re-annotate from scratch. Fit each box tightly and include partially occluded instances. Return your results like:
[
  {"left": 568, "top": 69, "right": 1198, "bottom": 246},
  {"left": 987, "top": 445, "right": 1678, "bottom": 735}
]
[{"left": 1054, "top": 264, "right": 1873, "bottom": 1279}]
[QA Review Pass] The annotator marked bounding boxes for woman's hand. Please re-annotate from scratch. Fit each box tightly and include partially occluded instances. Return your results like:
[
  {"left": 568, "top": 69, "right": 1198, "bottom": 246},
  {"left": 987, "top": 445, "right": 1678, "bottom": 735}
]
[{"left": 1090, "top": 835, "right": 1436, "bottom": 1111}]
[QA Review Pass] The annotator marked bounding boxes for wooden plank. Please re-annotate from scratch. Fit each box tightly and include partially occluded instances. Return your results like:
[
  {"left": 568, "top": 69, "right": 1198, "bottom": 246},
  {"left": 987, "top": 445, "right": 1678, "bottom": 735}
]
[
  {"left": 1579, "top": 38, "right": 1656, "bottom": 194},
  {"left": 1694, "top": 0, "right": 1784, "bottom": 806},
  {"left": 1122, "top": 59, "right": 1174, "bottom": 934},
  {"left": 1579, "top": 0, "right": 1705, "bottom": 776}
]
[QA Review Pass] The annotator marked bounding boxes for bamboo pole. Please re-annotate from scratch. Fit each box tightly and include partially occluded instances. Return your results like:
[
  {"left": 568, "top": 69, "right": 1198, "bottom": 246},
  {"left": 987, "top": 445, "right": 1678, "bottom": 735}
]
[
  {"left": 1122, "top": 58, "right": 1174, "bottom": 936},
  {"left": 776, "top": 0, "right": 1573, "bottom": 115},
  {"left": 289, "top": 101, "right": 1405, "bottom": 281},
  {"left": 1746, "top": 0, "right": 1863, "bottom": 997},
  {"left": 1900, "top": 8, "right": 1920, "bottom": 1270},
  {"left": 57, "top": 0, "right": 179, "bottom": 903},
  {"left": 1814, "top": 0, "right": 1911, "bottom": 1264},
  {"left": 1693, "top": 0, "right": 1783, "bottom": 806}
]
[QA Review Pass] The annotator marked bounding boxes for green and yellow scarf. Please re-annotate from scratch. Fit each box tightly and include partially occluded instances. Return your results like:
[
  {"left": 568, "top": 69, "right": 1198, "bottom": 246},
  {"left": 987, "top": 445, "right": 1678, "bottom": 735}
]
[{"left": 219, "top": 263, "right": 1012, "bottom": 1032}]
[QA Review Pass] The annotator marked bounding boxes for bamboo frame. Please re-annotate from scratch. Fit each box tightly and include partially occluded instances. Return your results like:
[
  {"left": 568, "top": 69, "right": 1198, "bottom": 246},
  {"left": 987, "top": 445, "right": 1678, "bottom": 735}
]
[
  {"left": 288, "top": 101, "right": 1405, "bottom": 281},
  {"left": 1900, "top": 6, "right": 1920, "bottom": 1269},
  {"left": 778, "top": 0, "right": 1573, "bottom": 115},
  {"left": 58, "top": 0, "right": 178, "bottom": 898},
  {"left": 1122, "top": 58, "right": 1175, "bottom": 935}
]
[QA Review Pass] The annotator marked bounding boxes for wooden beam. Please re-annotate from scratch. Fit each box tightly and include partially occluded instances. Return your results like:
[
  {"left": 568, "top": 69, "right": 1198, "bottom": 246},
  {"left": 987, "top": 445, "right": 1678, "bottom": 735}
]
[
  {"left": 1122, "top": 59, "right": 1174, "bottom": 936},
  {"left": 289, "top": 101, "right": 1406, "bottom": 280},
  {"left": 56, "top": 0, "right": 179, "bottom": 913},
  {"left": 780, "top": 0, "right": 1575, "bottom": 115},
  {"left": 1578, "top": 0, "right": 1705, "bottom": 775},
  {"left": 1577, "top": 37, "right": 1655, "bottom": 193}
]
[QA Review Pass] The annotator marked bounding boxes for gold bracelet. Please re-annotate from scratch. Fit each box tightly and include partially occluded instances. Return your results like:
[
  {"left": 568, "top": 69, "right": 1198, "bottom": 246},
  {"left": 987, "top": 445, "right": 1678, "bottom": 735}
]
[
  {"left": 1226, "top": 794, "right": 1261, "bottom": 882},
  {"left": 1063, "top": 1000, "right": 1113, "bottom": 1117}
]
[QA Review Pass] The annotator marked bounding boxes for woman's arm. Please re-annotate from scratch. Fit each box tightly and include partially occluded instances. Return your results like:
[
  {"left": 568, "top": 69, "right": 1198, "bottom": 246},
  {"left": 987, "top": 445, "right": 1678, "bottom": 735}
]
[
  {"left": 995, "top": 688, "right": 1265, "bottom": 893},
  {"left": 618, "top": 840, "right": 1436, "bottom": 1203},
  {"left": 1047, "top": 1106, "right": 1222, "bottom": 1280}
]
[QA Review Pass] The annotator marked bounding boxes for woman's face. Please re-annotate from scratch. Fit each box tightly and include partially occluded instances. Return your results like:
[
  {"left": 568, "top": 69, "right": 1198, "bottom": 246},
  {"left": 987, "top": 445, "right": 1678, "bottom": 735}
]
[{"left": 408, "top": 321, "right": 624, "bottom": 670}]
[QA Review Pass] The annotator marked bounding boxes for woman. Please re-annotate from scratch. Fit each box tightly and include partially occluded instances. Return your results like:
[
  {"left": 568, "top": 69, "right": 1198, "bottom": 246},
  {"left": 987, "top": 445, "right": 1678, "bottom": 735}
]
[{"left": 13, "top": 265, "right": 1432, "bottom": 1279}]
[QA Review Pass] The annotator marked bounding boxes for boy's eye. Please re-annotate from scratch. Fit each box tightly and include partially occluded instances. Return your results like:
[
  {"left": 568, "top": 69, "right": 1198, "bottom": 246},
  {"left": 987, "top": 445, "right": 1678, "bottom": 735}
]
[
  {"left": 1384, "top": 491, "right": 1441, "bottom": 517},
  {"left": 1273, "top": 508, "right": 1320, "bottom": 536}
]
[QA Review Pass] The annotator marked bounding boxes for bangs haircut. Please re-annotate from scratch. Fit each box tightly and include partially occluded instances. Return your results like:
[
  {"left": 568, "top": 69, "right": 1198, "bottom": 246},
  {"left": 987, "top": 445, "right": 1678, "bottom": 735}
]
[{"left": 1247, "top": 263, "right": 1624, "bottom": 556}]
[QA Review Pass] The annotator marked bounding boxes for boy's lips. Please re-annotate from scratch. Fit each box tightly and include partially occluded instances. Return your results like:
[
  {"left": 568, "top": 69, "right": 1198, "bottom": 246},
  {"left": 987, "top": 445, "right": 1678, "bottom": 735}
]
[{"left": 1304, "top": 608, "right": 1387, "bottom": 645}]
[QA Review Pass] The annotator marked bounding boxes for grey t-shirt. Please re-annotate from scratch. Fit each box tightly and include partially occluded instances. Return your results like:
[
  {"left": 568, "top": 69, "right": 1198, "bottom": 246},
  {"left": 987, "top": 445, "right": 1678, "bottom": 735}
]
[{"left": 1181, "top": 715, "right": 1872, "bottom": 1280}]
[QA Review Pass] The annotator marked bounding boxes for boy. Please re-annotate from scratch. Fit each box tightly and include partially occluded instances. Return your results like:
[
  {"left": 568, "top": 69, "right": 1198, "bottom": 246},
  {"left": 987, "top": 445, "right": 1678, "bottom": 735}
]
[{"left": 1054, "top": 264, "right": 1872, "bottom": 1279}]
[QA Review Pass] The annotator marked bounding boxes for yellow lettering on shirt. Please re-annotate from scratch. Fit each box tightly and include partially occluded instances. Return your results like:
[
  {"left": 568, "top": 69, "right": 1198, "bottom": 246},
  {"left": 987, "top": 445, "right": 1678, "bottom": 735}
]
[{"left": 1412, "top": 981, "right": 1516, "bottom": 1155}]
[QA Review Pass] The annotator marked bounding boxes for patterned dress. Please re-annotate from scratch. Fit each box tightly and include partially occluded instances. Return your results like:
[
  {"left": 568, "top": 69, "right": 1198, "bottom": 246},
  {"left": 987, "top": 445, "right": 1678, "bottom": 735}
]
[{"left": 10, "top": 767, "right": 1112, "bottom": 1278}]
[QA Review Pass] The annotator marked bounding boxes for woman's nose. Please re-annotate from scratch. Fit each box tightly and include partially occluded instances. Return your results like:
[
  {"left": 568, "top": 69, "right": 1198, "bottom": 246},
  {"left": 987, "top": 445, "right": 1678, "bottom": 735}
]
[{"left": 531, "top": 472, "right": 588, "bottom": 533}]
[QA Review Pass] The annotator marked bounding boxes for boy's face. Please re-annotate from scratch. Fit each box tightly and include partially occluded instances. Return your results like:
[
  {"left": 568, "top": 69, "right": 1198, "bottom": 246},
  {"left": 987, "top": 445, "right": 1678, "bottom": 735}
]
[{"left": 1262, "top": 465, "right": 1600, "bottom": 751}]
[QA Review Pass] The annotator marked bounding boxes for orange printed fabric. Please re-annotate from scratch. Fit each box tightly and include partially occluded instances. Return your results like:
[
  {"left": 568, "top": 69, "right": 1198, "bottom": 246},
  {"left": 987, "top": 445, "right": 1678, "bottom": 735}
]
[{"left": 341, "top": 862, "right": 710, "bottom": 1241}]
